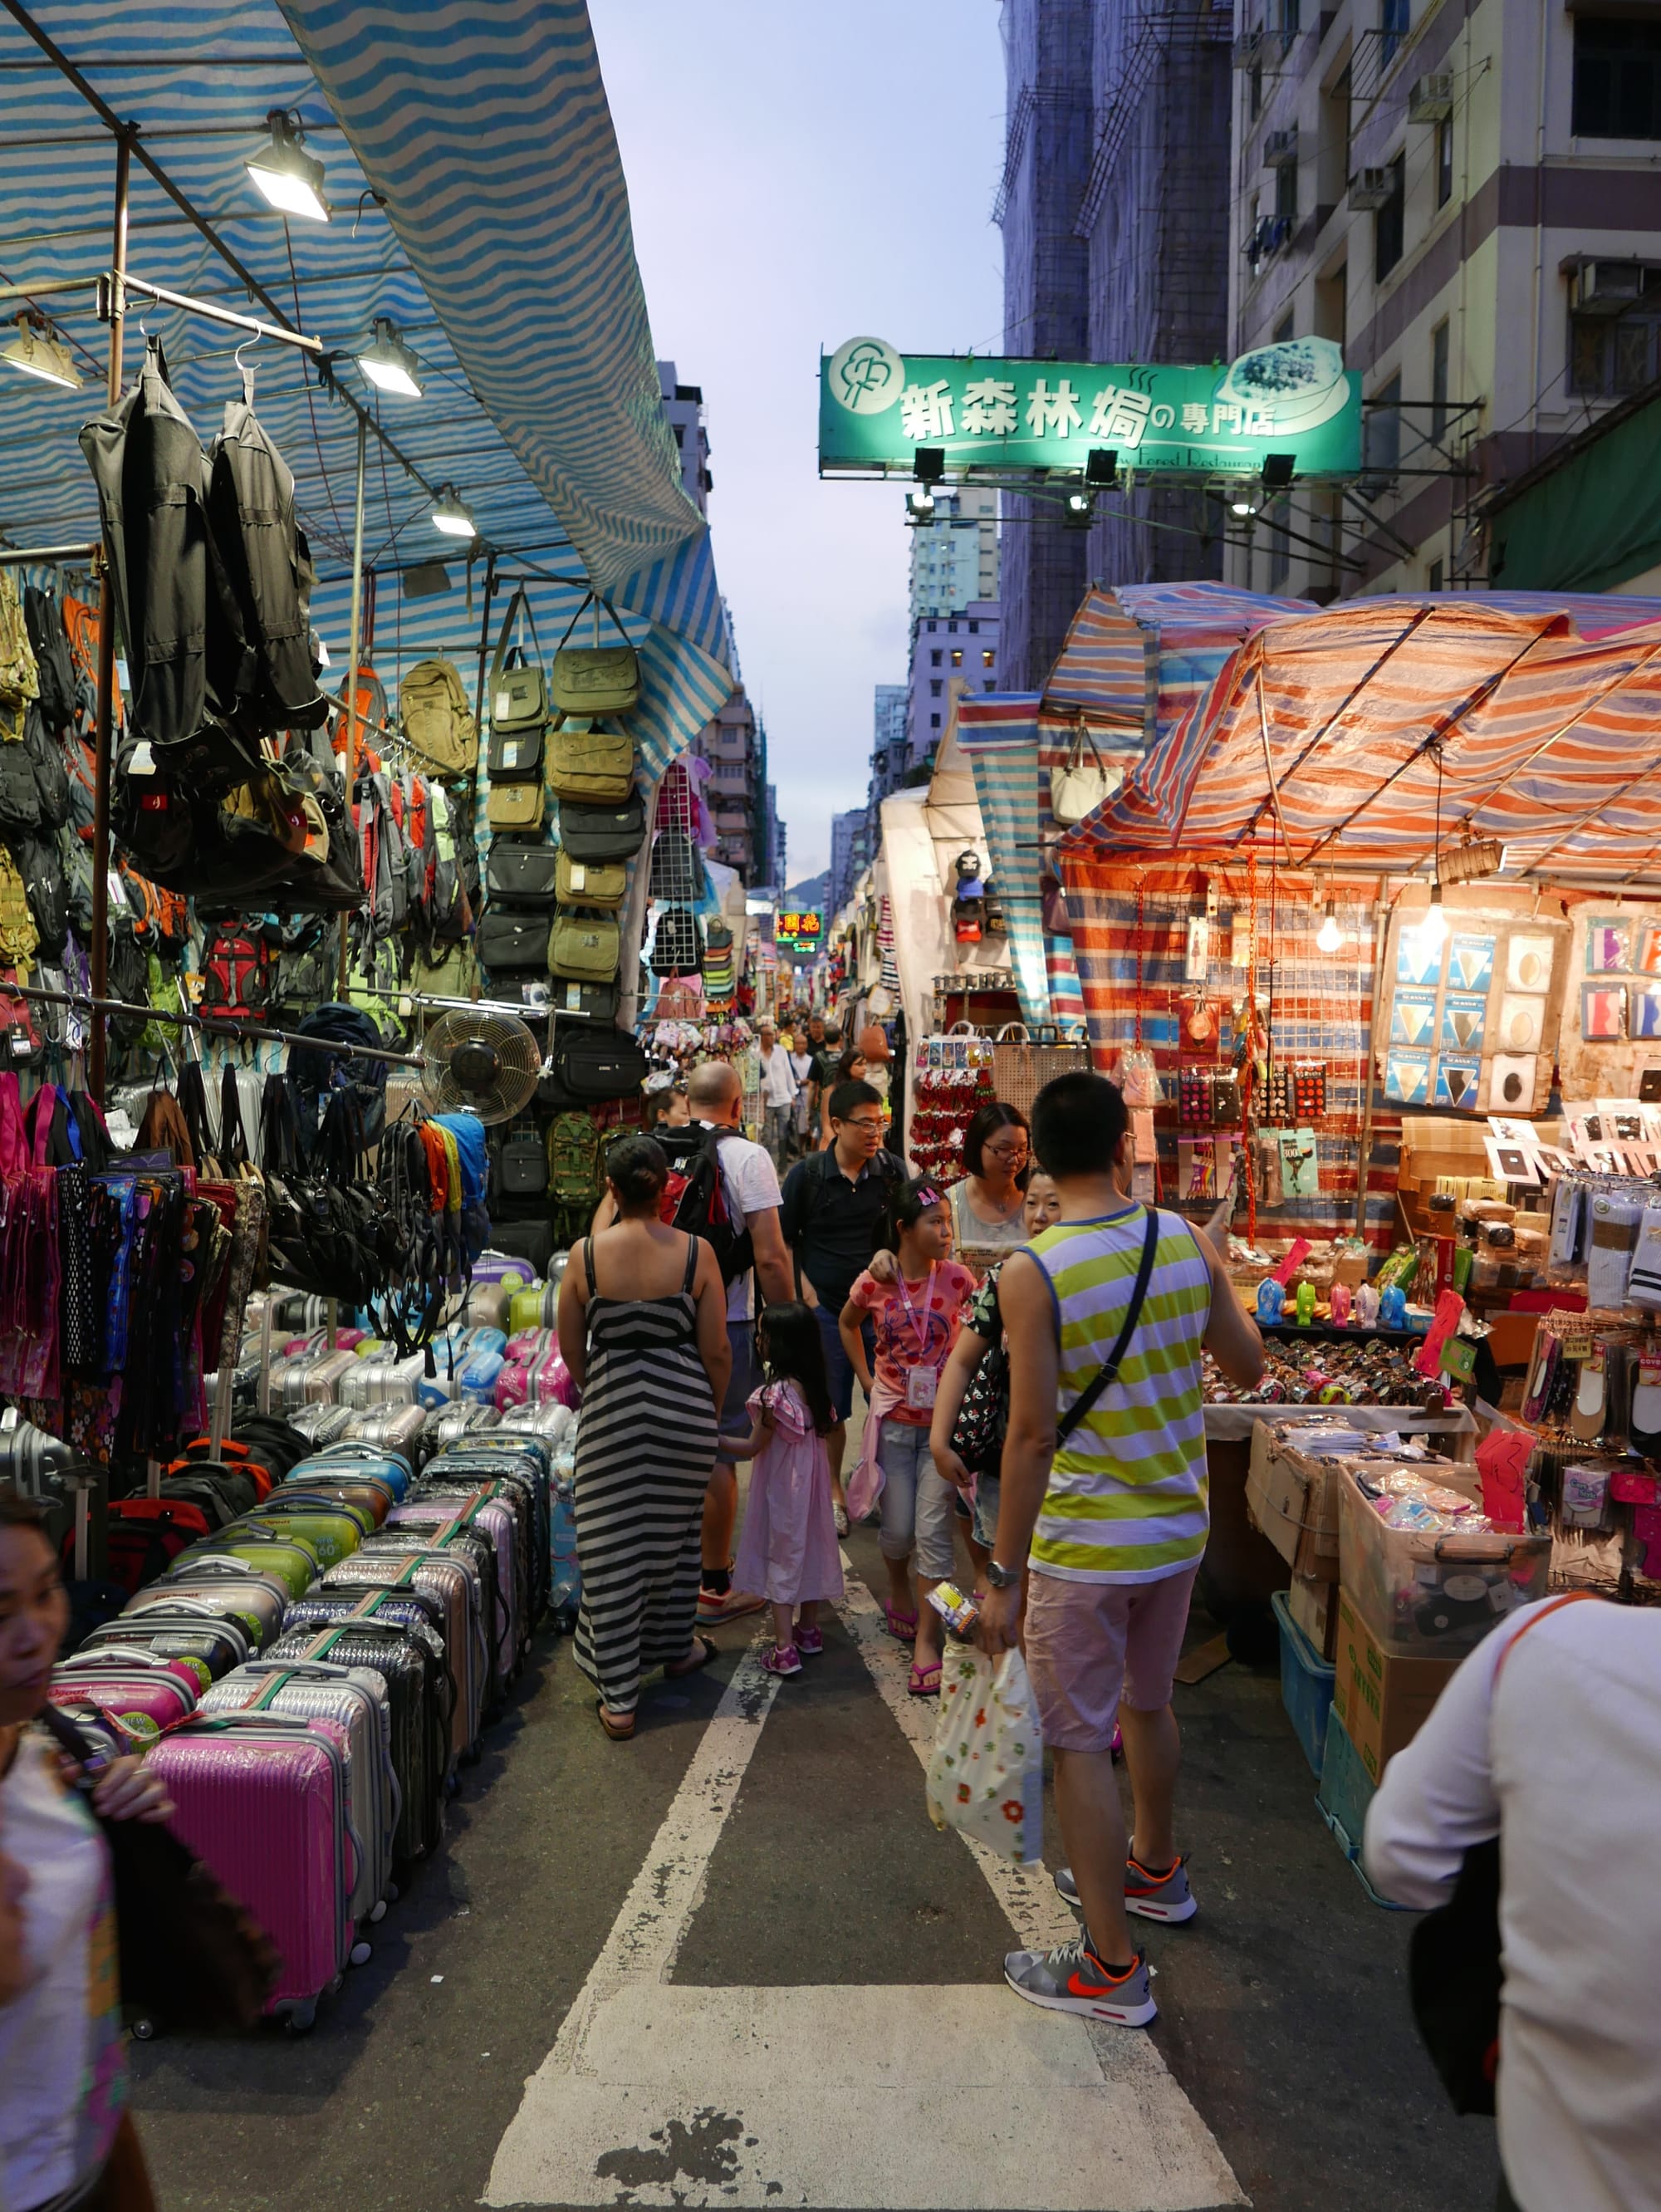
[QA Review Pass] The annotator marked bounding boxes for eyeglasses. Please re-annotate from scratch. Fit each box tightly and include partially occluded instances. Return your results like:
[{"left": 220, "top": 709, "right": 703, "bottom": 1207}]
[
  {"left": 840, "top": 1116, "right": 885, "bottom": 1134},
  {"left": 985, "top": 1140, "right": 1031, "bottom": 1162}
]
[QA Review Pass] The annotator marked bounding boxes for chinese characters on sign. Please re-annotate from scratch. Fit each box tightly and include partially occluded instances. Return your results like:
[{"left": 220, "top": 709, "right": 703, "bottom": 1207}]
[
  {"left": 776, "top": 910, "right": 824, "bottom": 954},
  {"left": 820, "top": 337, "right": 1363, "bottom": 478}
]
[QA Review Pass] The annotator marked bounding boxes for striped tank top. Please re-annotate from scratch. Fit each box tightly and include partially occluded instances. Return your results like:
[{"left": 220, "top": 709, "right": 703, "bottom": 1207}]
[{"left": 1026, "top": 1205, "right": 1213, "bottom": 1584}]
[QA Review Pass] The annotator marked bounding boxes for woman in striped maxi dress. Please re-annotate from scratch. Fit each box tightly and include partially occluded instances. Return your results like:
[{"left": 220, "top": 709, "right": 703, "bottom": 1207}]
[{"left": 556, "top": 1135, "right": 731, "bottom": 1739}]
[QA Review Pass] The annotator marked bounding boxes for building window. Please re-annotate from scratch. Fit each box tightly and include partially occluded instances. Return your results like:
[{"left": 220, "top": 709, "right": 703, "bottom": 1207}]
[
  {"left": 948, "top": 620, "right": 958, "bottom": 633},
  {"left": 950, "top": 649, "right": 963, "bottom": 666},
  {"left": 930, "top": 713, "right": 941, "bottom": 729},
  {"left": 930, "top": 649, "right": 942, "bottom": 666},
  {"left": 1435, "top": 115, "right": 1453, "bottom": 206},
  {"left": 1574, "top": 17, "right": 1661, "bottom": 140},
  {"left": 968, "top": 619, "right": 979, "bottom": 633},
  {"left": 982, "top": 649, "right": 996, "bottom": 667},
  {"left": 1275, "top": 155, "right": 1297, "bottom": 224},
  {"left": 926, "top": 619, "right": 937, "bottom": 632},
  {"left": 1381, "top": 0, "right": 1409, "bottom": 69},
  {"left": 1430, "top": 319, "right": 1450, "bottom": 445},
  {"left": 1428, "top": 557, "right": 1444, "bottom": 591},
  {"left": 1250, "top": 58, "right": 1263, "bottom": 119},
  {"left": 1364, "top": 371, "right": 1402, "bottom": 481},
  {"left": 1570, "top": 304, "right": 1661, "bottom": 395},
  {"left": 1374, "top": 154, "right": 1406, "bottom": 282},
  {"left": 983, "top": 679, "right": 995, "bottom": 690},
  {"left": 929, "top": 679, "right": 943, "bottom": 698}
]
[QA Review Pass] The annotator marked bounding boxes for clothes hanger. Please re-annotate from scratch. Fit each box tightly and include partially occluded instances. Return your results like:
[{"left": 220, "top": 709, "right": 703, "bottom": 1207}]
[{"left": 234, "top": 332, "right": 258, "bottom": 406}]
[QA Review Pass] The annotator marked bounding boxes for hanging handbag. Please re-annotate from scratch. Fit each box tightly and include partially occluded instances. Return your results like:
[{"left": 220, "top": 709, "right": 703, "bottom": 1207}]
[
  {"left": 557, "top": 791, "right": 646, "bottom": 862},
  {"left": 547, "top": 977, "right": 620, "bottom": 1023},
  {"left": 1050, "top": 721, "right": 1125, "bottom": 826},
  {"left": 546, "top": 716, "right": 634, "bottom": 806},
  {"left": 484, "top": 841, "right": 561, "bottom": 906},
  {"left": 485, "top": 777, "right": 546, "bottom": 834},
  {"left": 485, "top": 587, "right": 547, "bottom": 779},
  {"left": 548, "top": 912, "right": 621, "bottom": 983},
  {"left": 547, "top": 1024, "right": 649, "bottom": 1104},
  {"left": 476, "top": 910, "right": 550, "bottom": 974},
  {"left": 555, "top": 850, "right": 627, "bottom": 910},
  {"left": 550, "top": 591, "right": 640, "bottom": 717}
]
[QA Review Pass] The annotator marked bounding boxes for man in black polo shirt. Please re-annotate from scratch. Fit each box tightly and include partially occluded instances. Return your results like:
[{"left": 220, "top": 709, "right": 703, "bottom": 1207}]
[{"left": 779, "top": 1078, "right": 904, "bottom": 1533}]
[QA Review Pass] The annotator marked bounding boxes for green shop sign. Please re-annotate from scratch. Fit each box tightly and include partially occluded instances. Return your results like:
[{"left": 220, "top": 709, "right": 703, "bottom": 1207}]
[{"left": 818, "top": 337, "right": 1362, "bottom": 479}]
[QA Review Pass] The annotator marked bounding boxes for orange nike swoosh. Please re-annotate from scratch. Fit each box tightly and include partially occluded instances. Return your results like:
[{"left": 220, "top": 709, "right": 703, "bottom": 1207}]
[{"left": 1066, "top": 1968, "right": 1123, "bottom": 1999}]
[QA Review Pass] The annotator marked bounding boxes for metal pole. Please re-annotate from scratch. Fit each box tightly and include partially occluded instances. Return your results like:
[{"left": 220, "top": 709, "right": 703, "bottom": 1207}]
[
  {"left": 473, "top": 550, "right": 498, "bottom": 739},
  {"left": 1354, "top": 890, "right": 1390, "bottom": 1239},
  {"left": 337, "top": 413, "right": 368, "bottom": 998},
  {"left": 87, "top": 124, "right": 130, "bottom": 1105}
]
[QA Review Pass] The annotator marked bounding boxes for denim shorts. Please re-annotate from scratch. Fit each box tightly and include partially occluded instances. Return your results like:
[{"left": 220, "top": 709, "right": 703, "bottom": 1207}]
[
  {"left": 971, "top": 1470, "right": 1001, "bottom": 1552},
  {"left": 815, "top": 1303, "right": 873, "bottom": 1424},
  {"left": 876, "top": 1418, "right": 958, "bottom": 1580},
  {"left": 722, "top": 1319, "right": 762, "bottom": 1427}
]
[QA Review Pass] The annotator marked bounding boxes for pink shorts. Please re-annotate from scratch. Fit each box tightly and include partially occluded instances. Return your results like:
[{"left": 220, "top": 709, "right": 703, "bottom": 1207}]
[{"left": 1023, "top": 1564, "right": 1199, "bottom": 1753}]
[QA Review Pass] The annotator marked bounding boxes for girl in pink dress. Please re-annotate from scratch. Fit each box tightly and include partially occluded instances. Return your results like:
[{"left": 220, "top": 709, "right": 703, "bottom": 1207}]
[{"left": 726, "top": 1302, "right": 845, "bottom": 1677}]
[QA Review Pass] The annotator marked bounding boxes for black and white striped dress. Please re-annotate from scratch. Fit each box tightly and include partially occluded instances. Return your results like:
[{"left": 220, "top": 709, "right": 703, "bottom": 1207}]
[{"left": 571, "top": 1233, "right": 718, "bottom": 1714}]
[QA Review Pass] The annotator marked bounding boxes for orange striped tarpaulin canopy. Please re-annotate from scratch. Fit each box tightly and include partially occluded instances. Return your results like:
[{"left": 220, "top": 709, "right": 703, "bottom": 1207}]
[{"left": 1061, "top": 591, "right": 1661, "bottom": 878}]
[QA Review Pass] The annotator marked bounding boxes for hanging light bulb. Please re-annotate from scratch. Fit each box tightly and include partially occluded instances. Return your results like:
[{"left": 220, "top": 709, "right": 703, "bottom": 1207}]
[
  {"left": 1, "top": 312, "right": 81, "bottom": 390},
  {"left": 1418, "top": 882, "right": 1448, "bottom": 952},
  {"left": 1316, "top": 896, "right": 1343, "bottom": 954},
  {"left": 357, "top": 317, "right": 423, "bottom": 399},
  {"left": 430, "top": 483, "right": 476, "bottom": 540},
  {"left": 246, "top": 110, "right": 331, "bottom": 223}
]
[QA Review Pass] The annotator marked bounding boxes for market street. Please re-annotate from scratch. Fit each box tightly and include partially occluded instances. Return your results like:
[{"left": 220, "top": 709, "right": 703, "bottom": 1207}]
[{"left": 127, "top": 1525, "right": 1498, "bottom": 2212}]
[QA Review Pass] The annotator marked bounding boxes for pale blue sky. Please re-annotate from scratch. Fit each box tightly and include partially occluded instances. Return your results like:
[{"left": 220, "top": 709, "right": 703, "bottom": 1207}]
[{"left": 591, "top": 2, "right": 1007, "bottom": 880}]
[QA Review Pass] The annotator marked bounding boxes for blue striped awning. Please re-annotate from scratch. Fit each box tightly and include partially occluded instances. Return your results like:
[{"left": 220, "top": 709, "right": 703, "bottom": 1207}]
[{"left": 0, "top": 0, "right": 729, "bottom": 753}]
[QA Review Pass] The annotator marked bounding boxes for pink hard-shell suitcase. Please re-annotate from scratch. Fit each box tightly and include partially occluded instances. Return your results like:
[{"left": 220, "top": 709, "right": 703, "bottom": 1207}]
[
  {"left": 147, "top": 1709, "right": 362, "bottom": 2031},
  {"left": 48, "top": 1649, "right": 199, "bottom": 1734},
  {"left": 389, "top": 1497, "right": 521, "bottom": 1682}
]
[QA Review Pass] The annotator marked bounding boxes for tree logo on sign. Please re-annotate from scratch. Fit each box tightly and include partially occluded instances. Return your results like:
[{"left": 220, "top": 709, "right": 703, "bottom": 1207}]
[{"left": 828, "top": 336, "right": 904, "bottom": 415}]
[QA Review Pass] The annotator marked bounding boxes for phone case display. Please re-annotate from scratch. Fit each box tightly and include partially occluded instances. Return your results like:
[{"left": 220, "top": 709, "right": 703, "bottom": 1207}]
[
  {"left": 1377, "top": 903, "right": 1570, "bottom": 1116},
  {"left": 908, "top": 1033, "right": 996, "bottom": 1180},
  {"left": 1556, "top": 902, "right": 1661, "bottom": 1101}
]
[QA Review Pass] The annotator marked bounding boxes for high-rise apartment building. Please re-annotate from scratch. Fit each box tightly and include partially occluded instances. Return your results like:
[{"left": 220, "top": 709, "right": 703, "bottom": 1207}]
[
  {"left": 909, "top": 487, "right": 1000, "bottom": 623},
  {"left": 1224, "top": 0, "right": 1661, "bottom": 600},
  {"left": 658, "top": 360, "right": 711, "bottom": 517},
  {"left": 829, "top": 808, "right": 869, "bottom": 915},
  {"left": 693, "top": 686, "right": 771, "bottom": 885},
  {"left": 995, "top": 0, "right": 1232, "bottom": 686},
  {"left": 909, "top": 603, "right": 1002, "bottom": 767}
]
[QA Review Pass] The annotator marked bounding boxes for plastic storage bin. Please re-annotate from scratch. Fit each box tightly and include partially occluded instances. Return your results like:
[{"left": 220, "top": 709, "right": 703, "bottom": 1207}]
[
  {"left": 1316, "top": 1708, "right": 1405, "bottom": 1910},
  {"left": 1272, "top": 1588, "right": 1335, "bottom": 1778},
  {"left": 1336, "top": 1462, "right": 1551, "bottom": 1657}
]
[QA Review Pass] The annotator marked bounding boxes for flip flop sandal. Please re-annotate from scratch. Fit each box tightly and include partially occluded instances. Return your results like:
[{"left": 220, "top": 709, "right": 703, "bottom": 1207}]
[
  {"left": 595, "top": 1699, "right": 635, "bottom": 1741},
  {"left": 664, "top": 1633, "right": 718, "bottom": 1680},
  {"left": 907, "top": 1660, "right": 941, "bottom": 1697},
  {"left": 1570, "top": 1348, "right": 1608, "bottom": 1442},
  {"left": 883, "top": 1604, "right": 919, "bottom": 1641},
  {"left": 1630, "top": 1364, "right": 1661, "bottom": 1457}
]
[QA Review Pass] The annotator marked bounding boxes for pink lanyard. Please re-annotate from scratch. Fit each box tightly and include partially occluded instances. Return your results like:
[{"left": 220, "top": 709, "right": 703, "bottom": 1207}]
[{"left": 894, "top": 1264, "right": 940, "bottom": 1366}]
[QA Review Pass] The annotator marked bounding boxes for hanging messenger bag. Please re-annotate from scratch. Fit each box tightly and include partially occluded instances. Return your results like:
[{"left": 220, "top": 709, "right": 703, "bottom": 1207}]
[
  {"left": 548, "top": 911, "right": 620, "bottom": 983},
  {"left": 555, "top": 851, "right": 627, "bottom": 910},
  {"left": 546, "top": 715, "right": 633, "bottom": 806},
  {"left": 550, "top": 591, "right": 639, "bottom": 717},
  {"left": 485, "top": 588, "right": 547, "bottom": 781}
]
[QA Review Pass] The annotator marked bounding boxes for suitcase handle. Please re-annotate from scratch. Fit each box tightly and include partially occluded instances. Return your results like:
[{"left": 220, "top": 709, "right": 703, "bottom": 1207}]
[{"left": 56, "top": 1648, "right": 180, "bottom": 1672}]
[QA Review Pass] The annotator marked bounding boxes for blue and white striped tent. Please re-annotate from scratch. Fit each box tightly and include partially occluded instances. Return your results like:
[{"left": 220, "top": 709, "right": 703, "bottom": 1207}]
[{"left": 0, "top": 0, "right": 731, "bottom": 814}]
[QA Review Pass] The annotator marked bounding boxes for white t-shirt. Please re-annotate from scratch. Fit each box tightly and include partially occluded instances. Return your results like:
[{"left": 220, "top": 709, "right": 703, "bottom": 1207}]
[
  {"left": 699, "top": 1122, "right": 782, "bottom": 1322},
  {"left": 1365, "top": 1596, "right": 1661, "bottom": 2212},
  {"left": 0, "top": 1729, "right": 125, "bottom": 2208},
  {"left": 757, "top": 1047, "right": 798, "bottom": 1109}
]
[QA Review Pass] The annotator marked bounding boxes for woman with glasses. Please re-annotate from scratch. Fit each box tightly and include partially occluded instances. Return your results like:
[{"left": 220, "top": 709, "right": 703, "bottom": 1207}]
[{"left": 946, "top": 1101, "right": 1033, "bottom": 1268}]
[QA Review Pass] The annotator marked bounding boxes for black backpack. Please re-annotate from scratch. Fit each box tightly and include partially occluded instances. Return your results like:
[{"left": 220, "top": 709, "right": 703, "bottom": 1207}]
[
  {"left": 22, "top": 706, "right": 70, "bottom": 831},
  {"left": 22, "top": 586, "right": 76, "bottom": 736},
  {"left": 656, "top": 1123, "right": 753, "bottom": 1285},
  {"left": 14, "top": 834, "right": 66, "bottom": 959},
  {"left": 0, "top": 737, "right": 42, "bottom": 846},
  {"left": 288, "top": 1003, "right": 390, "bottom": 1154},
  {"left": 107, "top": 920, "right": 151, "bottom": 1047},
  {"left": 541, "top": 1025, "right": 649, "bottom": 1107}
]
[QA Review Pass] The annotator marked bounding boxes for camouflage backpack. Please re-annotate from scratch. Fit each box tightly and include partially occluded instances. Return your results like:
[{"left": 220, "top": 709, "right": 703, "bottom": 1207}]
[
  {"left": 547, "top": 1111, "right": 603, "bottom": 1238},
  {"left": 0, "top": 570, "right": 39, "bottom": 737},
  {"left": 0, "top": 847, "right": 37, "bottom": 975}
]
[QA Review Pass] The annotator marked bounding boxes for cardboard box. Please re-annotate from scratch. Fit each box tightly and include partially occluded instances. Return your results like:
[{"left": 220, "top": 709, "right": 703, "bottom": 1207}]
[
  {"left": 1332, "top": 1590, "right": 1459, "bottom": 1783},
  {"left": 1246, "top": 1423, "right": 1343, "bottom": 1581},
  {"left": 1287, "top": 1570, "right": 1338, "bottom": 1662}
]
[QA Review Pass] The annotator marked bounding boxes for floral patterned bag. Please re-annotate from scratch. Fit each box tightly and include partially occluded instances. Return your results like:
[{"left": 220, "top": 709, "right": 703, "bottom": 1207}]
[{"left": 925, "top": 1646, "right": 1043, "bottom": 1864}]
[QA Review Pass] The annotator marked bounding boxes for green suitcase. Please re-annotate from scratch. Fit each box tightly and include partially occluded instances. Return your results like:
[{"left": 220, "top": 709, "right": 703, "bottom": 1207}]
[
  {"left": 176, "top": 1528, "right": 320, "bottom": 1601},
  {"left": 238, "top": 1505, "right": 364, "bottom": 1573}
]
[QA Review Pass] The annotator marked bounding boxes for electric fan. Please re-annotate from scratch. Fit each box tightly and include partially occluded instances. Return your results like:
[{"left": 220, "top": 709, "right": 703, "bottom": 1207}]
[{"left": 420, "top": 1007, "right": 541, "bottom": 1123}]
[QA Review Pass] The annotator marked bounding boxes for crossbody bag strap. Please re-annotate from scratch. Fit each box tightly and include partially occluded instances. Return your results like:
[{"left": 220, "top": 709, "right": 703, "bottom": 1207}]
[
  {"left": 553, "top": 588, "right": 630, "bottom": 655},
  {"left": 1055, "top": 1206, "right": 1160, "bottom": 1444},
  {"left": 488, "top": 586, "right": 541, "bottom": 689}
]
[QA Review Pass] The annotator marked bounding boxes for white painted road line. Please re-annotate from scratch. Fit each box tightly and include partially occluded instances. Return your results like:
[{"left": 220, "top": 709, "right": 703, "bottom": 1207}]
[{"left": 486, "top": 1587, "right": 1243, "bottom": 2210}]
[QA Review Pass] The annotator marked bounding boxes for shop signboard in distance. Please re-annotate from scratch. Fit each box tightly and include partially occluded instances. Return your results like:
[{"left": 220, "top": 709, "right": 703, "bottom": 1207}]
[
  {"left": 776, "top": 909, "right": 823, "bottom": 954},
  {"left": 818, "top": 337, "right": 1363, "bottom": 480}
]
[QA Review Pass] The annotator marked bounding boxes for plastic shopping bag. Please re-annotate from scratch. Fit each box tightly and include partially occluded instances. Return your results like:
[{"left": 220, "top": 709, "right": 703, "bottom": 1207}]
[{"left": 925, "top": 1645, "right": 1043, "bottom": 1864}]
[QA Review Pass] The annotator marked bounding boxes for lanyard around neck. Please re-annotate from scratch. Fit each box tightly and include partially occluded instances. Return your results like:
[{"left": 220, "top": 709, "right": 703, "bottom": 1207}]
[{"left": 895, "top": 1263, "right": 939, "bottom": 1360}]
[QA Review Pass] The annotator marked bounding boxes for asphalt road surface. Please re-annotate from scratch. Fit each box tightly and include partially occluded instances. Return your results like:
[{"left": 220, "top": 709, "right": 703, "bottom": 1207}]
[{"left": 130, "top": 1528, "right": 1500, "bottom": 2212}]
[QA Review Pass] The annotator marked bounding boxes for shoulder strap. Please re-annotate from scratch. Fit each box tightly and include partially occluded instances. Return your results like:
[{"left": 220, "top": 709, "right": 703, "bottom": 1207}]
[
  {"left": 583, "top": 1235, "right": 597, "bottom": 1297},
  {"left": 1493, "top": 1589, "right": 1600, "bottom": 1684},
  {"left": 1055, "top": 1207, "right": 1161, "bottom": 1445},
  {"left": 554, "top": 589, "right": 630, "bottom": 655},
  {"left": 488, "top": 586, "right": 542, "bottom": 688},
  {"left": 682, "top": 1233, "right": 698, "bottom": 1293}
]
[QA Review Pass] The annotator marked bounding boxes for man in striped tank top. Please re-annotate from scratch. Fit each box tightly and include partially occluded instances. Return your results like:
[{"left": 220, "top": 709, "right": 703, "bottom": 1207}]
[{"left": 982, "top": 1072, "right": 1263, "bottom": 2028}]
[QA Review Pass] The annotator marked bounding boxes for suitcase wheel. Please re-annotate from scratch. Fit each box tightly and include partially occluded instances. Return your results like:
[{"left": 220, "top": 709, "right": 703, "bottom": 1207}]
[
  {"left": 286, "top": 2000, "right": 316, "bottom": 2034},
  {"left": 130, "top": 2018, "right": 156, "bottom": 2042},
  {"left": 370, "top": 1900, "right": 387, "bottom": 1924},
  {"left": 350, "top": 1941, "right": 372, "bottom": 1968}
]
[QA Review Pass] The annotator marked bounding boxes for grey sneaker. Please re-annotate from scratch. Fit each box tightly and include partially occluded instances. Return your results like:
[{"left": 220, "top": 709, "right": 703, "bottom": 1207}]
[
  {"left": 1054, "top": 1853, "right": 1198, "bottom": 1924},
  {"left": 1003, "top": 1935, "right": 1157, "bottom": 2027}
]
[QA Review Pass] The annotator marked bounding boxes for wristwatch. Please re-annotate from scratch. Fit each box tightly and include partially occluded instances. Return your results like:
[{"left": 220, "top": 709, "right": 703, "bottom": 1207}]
[{"left": 984, "top": 1557, "right": 1022, "bottom": 1591}]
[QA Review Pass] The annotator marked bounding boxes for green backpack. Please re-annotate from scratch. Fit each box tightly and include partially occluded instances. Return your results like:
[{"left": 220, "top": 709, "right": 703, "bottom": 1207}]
[{"left": 547, "top": 1111, "right": 603, "bottom": 1238}]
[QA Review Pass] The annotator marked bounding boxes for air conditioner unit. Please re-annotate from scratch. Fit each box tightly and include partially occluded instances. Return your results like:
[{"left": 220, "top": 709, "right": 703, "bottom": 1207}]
[
  {"left": 1349, "top": 166, "right": 1394, "bottom": 209},
  {"left": 1568, "top": 260, "right": 1646, "bottom": 316},
  {"left": 1407, "top": 72, "right": 1454, "bottom": 123},
  {"left": 1266, "top": 124, "right": 1300, "bottom": 164},
  {"left": 1233, "top": 27, "right": 1265, "bottom": 66}
]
